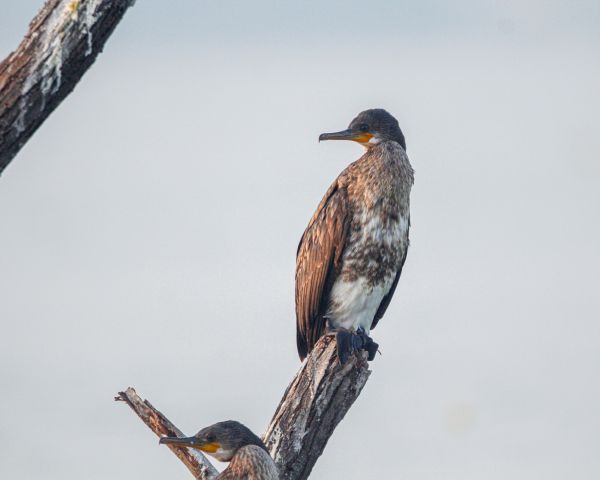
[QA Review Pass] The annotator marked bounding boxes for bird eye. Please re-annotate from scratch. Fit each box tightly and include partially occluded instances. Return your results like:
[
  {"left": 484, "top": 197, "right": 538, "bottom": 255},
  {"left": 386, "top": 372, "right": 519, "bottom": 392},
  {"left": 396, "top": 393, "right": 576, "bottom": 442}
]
[
  {"left": 359, "top": 124, "right": 369, "bottom": 132},
  {"left": 205, "top": 434, "right": 215, "bottom": 442}
]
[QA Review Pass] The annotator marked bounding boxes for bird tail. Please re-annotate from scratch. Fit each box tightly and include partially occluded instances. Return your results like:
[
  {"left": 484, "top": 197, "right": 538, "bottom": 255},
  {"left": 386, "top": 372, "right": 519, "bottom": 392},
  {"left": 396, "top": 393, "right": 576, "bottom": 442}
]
[{"left": 296, "top": 329, "right": 308, "bottom": 361}]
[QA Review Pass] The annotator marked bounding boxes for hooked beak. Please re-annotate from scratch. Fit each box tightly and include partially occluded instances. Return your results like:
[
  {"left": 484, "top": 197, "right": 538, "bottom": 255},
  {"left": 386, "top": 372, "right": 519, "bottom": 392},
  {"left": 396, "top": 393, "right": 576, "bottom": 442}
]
[
  {"left": 318, "top": 129, "right": 373, "bottom": 143},
  {"left": 159, "top": 436, "right": 220, "bottom": 453}
]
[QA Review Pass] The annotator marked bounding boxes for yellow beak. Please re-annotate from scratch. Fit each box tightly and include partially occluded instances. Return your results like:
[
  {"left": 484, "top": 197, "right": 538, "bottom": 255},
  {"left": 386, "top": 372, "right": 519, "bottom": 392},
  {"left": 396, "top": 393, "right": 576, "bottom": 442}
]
[{"left": 159, "top": 436, "right": 220, "bottom": 453}]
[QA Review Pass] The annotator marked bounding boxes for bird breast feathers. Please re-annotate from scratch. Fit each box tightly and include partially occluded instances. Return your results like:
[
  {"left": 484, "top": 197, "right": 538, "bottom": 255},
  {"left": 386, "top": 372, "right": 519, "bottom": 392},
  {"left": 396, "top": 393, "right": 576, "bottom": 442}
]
[{"left": 357, "top": 209, "right": 408, "bottom": 246}]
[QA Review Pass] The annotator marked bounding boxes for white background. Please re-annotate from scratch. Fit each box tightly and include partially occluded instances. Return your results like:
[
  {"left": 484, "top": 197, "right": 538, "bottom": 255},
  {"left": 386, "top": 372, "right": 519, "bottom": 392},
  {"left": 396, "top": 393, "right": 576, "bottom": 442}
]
[{"left": 1, "top": 1, "right": 599, "bottom": 478}]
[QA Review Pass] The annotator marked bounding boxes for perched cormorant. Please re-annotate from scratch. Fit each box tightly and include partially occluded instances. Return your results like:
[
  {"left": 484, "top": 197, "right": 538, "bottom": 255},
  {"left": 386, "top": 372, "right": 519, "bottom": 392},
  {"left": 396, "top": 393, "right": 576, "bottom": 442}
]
[
  {"left": 296, "top": 109, "right": 414, "bottom": 363},
  {"left": 160, "top": 420, "right": 279, "bottom": 480}
]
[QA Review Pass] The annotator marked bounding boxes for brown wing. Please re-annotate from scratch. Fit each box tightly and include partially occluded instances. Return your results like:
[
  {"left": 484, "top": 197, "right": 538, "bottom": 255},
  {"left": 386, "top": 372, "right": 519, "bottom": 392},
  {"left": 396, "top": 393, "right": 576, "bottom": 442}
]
[
  {"left": 295, "top": 182, "right": 349, "bottom": 360},
  {"left": 371, "top": 219, "right": 410, "bottom": 330}
]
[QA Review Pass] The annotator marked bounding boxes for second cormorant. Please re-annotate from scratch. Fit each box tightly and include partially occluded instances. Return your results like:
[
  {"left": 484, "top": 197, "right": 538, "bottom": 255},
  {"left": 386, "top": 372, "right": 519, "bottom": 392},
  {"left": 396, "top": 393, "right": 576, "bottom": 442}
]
[{"left": 160, "top": 420, "right": 279, "bottom": 479}]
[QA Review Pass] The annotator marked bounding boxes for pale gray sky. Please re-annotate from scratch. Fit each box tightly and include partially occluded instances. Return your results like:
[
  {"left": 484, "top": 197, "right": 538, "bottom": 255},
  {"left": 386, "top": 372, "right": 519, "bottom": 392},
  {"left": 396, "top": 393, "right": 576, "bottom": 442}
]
[{"left": 1, "top": 1, "right": 599, "bottom": 479}]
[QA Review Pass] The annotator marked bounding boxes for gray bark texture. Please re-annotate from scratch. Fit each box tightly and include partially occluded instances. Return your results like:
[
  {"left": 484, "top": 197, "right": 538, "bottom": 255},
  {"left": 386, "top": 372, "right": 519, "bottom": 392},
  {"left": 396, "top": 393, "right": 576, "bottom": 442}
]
[
  {"left": 117, "top": 335, "right": 371, "bottom": 479},
  {"left": 0, "top": 0, "right": 135, "bottom": 175},
  {"left": 263, "top": 335, "right": 371, "bottom": 480}
]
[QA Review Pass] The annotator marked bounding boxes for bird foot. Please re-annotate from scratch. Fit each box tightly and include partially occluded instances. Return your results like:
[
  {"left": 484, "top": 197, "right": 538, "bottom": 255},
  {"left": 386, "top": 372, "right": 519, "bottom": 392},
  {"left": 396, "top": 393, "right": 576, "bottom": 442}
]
[
  {"left": 335, "top": 329, "right": 379, "bottom": 364},
  {"left": 358, "top": 330, "right": 379, "bottom": 361}
]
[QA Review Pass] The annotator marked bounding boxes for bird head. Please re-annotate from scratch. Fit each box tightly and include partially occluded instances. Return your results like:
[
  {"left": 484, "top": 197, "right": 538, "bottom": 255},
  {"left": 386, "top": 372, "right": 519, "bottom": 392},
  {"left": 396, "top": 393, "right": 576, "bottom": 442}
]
[
  {"left": 319, "top": 108, "right": 406, "bottom": 150},
  {"left": 159, "top": 420, "right": 267, "bottom": 462}
]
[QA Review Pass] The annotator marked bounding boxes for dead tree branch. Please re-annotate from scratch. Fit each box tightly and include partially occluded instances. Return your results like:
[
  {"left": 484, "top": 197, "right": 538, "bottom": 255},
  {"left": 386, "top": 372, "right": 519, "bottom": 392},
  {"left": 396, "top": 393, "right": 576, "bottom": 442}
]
[
  {"left": 115, "top": 387, "right": 219, "bottom": 480},
  {"left": 263, "top": 335, "right": 370, "bottom": 480},
  {"left": 116, "top": 335, "right": 371, "bottom": 479},
  {"left": 0, "top": 0, "right": 135, "bottom": 175}
]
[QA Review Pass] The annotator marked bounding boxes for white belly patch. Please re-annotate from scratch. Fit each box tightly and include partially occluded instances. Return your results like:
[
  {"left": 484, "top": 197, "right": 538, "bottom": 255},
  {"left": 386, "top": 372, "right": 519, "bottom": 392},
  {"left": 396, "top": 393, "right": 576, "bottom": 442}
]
[
  {"left": 326, "top": 210, "right": 409, "bottom": 332},
  {"left": 327, "top": 274, "right": 395, "bottom": 333}
]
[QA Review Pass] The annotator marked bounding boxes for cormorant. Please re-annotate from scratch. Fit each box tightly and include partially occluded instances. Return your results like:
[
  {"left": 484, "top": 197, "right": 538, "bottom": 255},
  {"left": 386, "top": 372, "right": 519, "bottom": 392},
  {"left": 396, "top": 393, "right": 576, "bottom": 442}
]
[
  {"left": 160, "top": 420, "right": 279, "bottom": 480},
  {"left": 296, "top": 109, "right": 414, "bottom": 363}
]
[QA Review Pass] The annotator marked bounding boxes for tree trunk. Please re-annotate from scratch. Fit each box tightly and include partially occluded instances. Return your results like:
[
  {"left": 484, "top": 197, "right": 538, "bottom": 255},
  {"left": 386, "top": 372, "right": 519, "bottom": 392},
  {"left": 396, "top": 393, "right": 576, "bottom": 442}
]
[{"left": 263, "top": 336, "right": 370, "bottom": 480}]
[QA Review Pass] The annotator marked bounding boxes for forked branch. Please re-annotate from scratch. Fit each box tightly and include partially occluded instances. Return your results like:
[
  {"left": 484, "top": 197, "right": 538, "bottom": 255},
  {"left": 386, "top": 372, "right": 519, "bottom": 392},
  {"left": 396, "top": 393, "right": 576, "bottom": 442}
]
[{"left": 116, "top": 336, "right": 371, "bottom": 480}]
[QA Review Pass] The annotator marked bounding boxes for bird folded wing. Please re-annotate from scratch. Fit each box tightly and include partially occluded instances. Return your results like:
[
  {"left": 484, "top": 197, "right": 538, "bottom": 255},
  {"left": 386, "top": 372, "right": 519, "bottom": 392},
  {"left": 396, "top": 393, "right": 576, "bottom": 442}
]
[{"left": 295, "top": 183, "right": 349, "bottom": 360}]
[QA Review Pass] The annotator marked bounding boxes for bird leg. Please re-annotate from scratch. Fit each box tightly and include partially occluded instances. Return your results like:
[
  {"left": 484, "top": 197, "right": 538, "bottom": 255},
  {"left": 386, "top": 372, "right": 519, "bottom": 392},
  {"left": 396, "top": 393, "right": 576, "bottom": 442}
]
[{"left": 334, "top": 329, "right": 354, "bottom": 365}]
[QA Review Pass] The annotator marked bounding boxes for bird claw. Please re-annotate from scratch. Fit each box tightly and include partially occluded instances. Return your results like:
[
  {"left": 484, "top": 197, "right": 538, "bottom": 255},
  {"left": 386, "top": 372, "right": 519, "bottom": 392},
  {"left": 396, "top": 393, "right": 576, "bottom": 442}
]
[
  {"left": 356, "top": 330, "right": 379, "bottom": 361},
  {"left": 335, "top": 329, "right": 379, "bottom": 364}
]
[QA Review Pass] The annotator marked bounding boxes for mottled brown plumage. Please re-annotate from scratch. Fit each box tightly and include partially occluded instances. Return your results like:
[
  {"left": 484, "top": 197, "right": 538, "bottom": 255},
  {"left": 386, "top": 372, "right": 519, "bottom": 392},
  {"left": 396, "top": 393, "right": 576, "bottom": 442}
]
[
  {"left": 296, "top": 109, "right": 414, "bottom": 360},
  {"left": 217, "top": 445, "right": 279, "bottom": 480},
  {"left": 296, "top": 182, "right": 349, "bottom": 358}
]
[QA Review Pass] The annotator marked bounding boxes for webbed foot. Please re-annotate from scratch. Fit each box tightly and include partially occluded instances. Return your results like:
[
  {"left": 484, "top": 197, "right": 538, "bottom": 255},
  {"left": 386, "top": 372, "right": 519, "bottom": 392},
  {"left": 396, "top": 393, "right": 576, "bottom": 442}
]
[
  {"left": 356, "top": 329, "right": 379, "bottom": 361},
  {"left": 334, "top": 328, "right": 380, "bottom": 364}
]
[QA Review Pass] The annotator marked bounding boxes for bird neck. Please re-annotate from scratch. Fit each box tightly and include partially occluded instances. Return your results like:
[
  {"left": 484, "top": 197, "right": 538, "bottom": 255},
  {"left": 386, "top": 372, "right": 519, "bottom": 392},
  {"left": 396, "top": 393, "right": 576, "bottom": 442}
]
[{"left": 364, "top": 138, "right": 403, "bottom": 152}]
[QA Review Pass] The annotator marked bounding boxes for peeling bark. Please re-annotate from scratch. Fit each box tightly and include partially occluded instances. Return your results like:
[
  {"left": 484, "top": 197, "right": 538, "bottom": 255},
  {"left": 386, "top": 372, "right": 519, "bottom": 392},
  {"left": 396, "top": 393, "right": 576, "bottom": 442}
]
[
  {"left": 263, "top": 336, "right": 371, "bottom": 480},
  {"left": 0, "top": 0, "right": 135, "bottom": 175},
  {"left": 117, "top": 336, "right": 371, "bottom": 479}
]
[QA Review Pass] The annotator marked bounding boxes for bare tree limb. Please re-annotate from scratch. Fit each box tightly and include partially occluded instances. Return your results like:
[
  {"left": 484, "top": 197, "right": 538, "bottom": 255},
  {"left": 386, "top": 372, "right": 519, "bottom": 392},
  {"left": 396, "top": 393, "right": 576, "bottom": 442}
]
[
  {"left": 116, "top": 336, "right": 371, "bottom": 479},
  {"left": 115, "top": 387, "right": 219, "bottom": 480},
  {"left": 263, "top": 335, "right": 371, "bottom": 480},
  {"left": 0, "top": 0, "right": 135, "bottom": 175}
]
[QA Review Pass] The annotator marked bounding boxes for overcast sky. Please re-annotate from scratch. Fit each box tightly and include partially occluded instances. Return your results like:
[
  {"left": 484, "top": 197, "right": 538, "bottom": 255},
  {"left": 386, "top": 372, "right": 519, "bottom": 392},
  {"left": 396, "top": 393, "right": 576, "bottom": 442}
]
[{"left": 1, "top": 1, "right": 599, "bottom": 479}]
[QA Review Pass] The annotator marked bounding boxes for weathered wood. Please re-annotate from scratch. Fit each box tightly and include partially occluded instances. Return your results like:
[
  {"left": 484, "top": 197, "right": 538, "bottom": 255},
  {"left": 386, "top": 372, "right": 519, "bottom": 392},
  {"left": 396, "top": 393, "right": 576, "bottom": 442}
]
[
  {"left": 0, "top": 0, "right": 135, "bottom": 175},
  {"left": 117, "top": 336, "right": 371, "bottom": 479},
  {"left": 115, "top": 387, "right": 219, "bottom": 480},
  {"left": 263, "top": 335, "right": 371, "bottom": 480}
]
